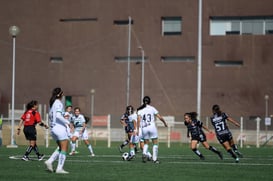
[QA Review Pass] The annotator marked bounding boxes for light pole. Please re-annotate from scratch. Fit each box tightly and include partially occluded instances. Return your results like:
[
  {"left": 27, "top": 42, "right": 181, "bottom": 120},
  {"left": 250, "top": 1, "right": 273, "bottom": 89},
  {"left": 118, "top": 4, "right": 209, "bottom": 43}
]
[
  {"left": 139, "top": 46, "right": 145, "bottom": 104},
  {"left": 90, "top": 89, "right": 95, "bottom": 122},
  {"left": 7, "top": 25, "right": 20, "bottom": 148}
]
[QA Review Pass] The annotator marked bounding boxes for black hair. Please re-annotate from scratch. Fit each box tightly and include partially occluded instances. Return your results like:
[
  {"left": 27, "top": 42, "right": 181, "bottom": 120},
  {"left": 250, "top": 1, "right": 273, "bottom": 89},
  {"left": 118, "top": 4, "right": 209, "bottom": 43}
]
[
  {"left": 184, "top": 112, "right": 198, "bottom": 120},
  {"left": 137, "top": 96, "right": 151, "bottom": 111},
  {"left": 25, "top": 100, "right": 38, "bottom": 111},
  {"left": 49, "top": 87, "right": 63, "bottom": 108},
  {"left": 212, "top": 104, "right": 221, "bottom": 116}
]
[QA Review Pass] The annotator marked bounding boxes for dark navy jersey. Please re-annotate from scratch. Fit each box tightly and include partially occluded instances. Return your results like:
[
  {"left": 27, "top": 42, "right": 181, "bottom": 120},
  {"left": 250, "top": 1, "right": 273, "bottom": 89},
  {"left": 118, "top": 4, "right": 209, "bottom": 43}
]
[
  {"left": 185, "top": 119, "right": 204, "bottom": 139},
  {"left": 210, "top": 112, "right": 230, "bottom": 136},
  {"left": 120, "top": 113, "right": 135, "bottom": 133}
]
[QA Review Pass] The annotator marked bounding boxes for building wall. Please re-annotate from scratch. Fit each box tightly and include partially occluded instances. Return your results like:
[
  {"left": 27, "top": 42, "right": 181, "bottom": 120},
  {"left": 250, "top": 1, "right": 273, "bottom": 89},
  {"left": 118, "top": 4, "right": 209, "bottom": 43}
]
[{"left": 0, "top": 0, "right": 273, "bottom": 123}]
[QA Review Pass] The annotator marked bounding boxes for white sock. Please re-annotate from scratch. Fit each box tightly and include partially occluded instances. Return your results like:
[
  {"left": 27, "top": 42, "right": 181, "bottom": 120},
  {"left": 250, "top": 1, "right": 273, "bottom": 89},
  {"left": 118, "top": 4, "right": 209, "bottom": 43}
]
[
  {"left": 47, "top": 149, "right": 59, "bottom": 163},
  {"left": 56, "top": 152, "right": 66, "bottom": 171},
  {"left": 143, "top": 144, "right": 148, "bottom": 155},
  {"left": 87, "top": 144, "right": 94, "bottom": 154},
  {"left": 153, "top": 144, "right": 158, "bottom": 161},
  {"left": 71, "top": 142, "right": 76, "bottom": 152}
]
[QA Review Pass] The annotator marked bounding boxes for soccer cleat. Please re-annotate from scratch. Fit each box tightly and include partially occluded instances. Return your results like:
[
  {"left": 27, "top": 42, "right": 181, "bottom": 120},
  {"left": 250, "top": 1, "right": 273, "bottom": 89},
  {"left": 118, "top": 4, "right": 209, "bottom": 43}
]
[
  {"left": 21, "top": 155, "right": 30, "bottom": 161},
  {"left": 90, "top": 153, "right": 95, "bottom": 157},
  {"left": 69, "top": 151, "right": 75, "bottom": 156},
  {"left": 153, "top": 160, "right": 160, "bottom": 164},
  {"left": 56, "top": 169, "right": 69, "bottom": 174},
  {"left": 44, "top": 160, "right": 53, "bottom": 172},
  {"left": 127, "top": 154, "right": 135, "bottom": 161},
  {"left": 142, "top": 154, "right": 147, "bottom": 163},
  {"left": 200, "top": 155, "right": 205, "bottom": 160},
  {"left": 38, "top": 154, "right": 45, "bottom": 161},
  {"left": 235, "top": 158, "right": 240, "bottom": 163},
  {"left": 218, "top": 152, "right": 223, "bottom": 160}
]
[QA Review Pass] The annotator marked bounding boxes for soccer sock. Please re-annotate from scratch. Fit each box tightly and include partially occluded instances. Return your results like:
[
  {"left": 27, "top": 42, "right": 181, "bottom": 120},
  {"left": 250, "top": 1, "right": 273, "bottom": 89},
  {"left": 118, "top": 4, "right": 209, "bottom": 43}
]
[
  {"left": 130, "top": 148, "right": 135, "bottom": 156},
  {"left": 24, "top": 146, "right": 33, "bottom": 156},
  {"left": 33, "top": 144, "right": 40, "bottom": 156},
  {"left": 152, "top": 144, "right": 158, "bottom": 161},
  {"left": 121, "top": 140, "right": 129, "bottom": 148},
  {"left": 143, "top": 144, "right": 148, "bottom": 155},
  {"left": 192, "top": 148, "right": 203, "bottom": 158},
  {"left": 227, "top": 149, "right": 237, "bottom": 159},
  {"left": 56, "top": 151, "right": 67, "bottom": 171},
  {"left": 87, "top": 144, "right": 94, "bottom": 154},
  {"left": 146, "top": 151, "right": 152, "bottom": 159},
  {"left": 231, "top": 144, "right": 238, "bottom": 152},
  {"left": 209, "top": 146, "right": 220, "bottom": 154},
  {"left": 47, "top": 149, "right": 60, "bottom": 163},
  {"left": 71, "top": 142, "right": 76, "bottom": 152}
]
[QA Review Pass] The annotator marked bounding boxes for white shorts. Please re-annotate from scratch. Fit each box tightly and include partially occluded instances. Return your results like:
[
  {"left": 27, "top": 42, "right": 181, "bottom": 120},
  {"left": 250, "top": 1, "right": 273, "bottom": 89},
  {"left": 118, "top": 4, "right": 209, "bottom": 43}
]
[
  {"left": 141, "top": 125, "right": 158, "bottom": 140},
  {"left": 51, "top": 124, "right": 69, "bottom": 141},
  {"left": 130, "top": 134, "right": 140, "bottom": 144},
  {"left": 72, "top": 129, "right": 89, "bottom": 140}
]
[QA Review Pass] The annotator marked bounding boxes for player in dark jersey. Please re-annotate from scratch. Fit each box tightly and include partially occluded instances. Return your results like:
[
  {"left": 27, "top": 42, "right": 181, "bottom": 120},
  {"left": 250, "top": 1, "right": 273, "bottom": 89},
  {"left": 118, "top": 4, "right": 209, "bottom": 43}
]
[
  {"left": 118, "top": 105, "right": 136, "bottom": 153},
  {"left": 210, "top": 104, "right": 243, "bottom": 163},
  {"left": 17, "top": 100, "right": 49, "bottom": 161},
  {"left": 184, "top": 112, "right": 223, "bottom": 160}
]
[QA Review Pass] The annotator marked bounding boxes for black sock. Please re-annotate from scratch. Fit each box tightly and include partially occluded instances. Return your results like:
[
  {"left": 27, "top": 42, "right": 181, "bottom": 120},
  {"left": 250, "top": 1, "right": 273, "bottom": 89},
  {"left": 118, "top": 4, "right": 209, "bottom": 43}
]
[
  {"left": 209, "top": 146, "right": 220, "bottom": 154},
  {"left": 121, "top": 140, "right": 129, "bottom": 148},
  {"left": 24, "top": 146, "right": 33, "bottom": 156},
  {"left": 192, "top": 148, "right": 203, "bottom": 158},
  {"left": 227, "top": 149, "right": 237, "bottom": 159}
]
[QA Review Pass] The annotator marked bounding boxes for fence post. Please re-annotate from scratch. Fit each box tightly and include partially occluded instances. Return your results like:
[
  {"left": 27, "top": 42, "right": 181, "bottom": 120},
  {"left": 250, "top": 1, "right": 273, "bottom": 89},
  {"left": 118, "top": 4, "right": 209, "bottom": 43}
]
[
  {"left": 256, "top": 117, "right": 261, "bottom": 148},
  {"left": 240, "top": 117, "right": 243, "bottom": 148}
]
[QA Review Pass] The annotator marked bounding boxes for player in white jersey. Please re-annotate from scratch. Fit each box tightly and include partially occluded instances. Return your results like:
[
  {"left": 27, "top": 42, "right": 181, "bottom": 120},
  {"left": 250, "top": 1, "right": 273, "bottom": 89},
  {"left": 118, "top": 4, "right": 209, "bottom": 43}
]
[
  {"left": 44, "top": 87, "right": 70, "bottom": 174},
  {"left": 69, "top": 107, "right": 95, "bottom": 157},
  {"left": 137, "top": 96, "right": 168, "bottom": 164}
]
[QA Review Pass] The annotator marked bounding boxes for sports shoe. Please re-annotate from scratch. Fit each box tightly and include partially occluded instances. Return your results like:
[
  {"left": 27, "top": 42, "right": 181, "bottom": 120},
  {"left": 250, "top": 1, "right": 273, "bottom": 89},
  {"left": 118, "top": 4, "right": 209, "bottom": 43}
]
[
  {"left": 153, "top": 160, "right": 160, "bottom": 164},
  {"left": 142, "top": 154, "right": 147, "bottom": 163},
  {"left": 69, "top": 151, "right": 75, "bottom": 156},
  {"left": 235, "top": 157, "right": 240, "bottom": 163},
  {"left": 21, "top": 155, "right": 30, "bottom": 161},
  {"left": 38, "top": 154, "right": 45, "bottom": 161},
  {"left": 127, "top": 154, "right": 135, "bottom": 161},
  {"left": 90, "top": 153, "right": 95, "bottom": 157},
  {"left": 56, "top": 169, "right": 69, "bottom": 174},
  {"left": 218, "top": 152, "right": 223, "bottom": 160},
  {"left": 200, "top": 155, "right": 205, "bottom": 160},
  {"left": 44, "top": 160, "right": 53, "bottom": 172}
]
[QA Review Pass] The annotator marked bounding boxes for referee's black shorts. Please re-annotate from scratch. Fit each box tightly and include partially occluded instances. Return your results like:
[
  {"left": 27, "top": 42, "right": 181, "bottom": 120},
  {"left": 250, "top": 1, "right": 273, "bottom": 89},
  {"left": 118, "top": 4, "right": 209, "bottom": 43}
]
[{"left": 23, "top": 126, "right": 37, "bottom": 141}]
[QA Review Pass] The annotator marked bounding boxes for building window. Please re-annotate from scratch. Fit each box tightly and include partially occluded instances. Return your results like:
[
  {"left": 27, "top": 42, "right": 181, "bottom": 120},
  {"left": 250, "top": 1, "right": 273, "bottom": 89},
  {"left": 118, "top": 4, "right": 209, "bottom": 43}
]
[
  {"left": 161, "top": 56, "right": 194, "bottom": 62},
  {"left": 214, "top": 60, "right": 243, "bottom": 67},
  {"left": 114, "top": 56, "right": 145, "bottom": 63},
  {"left": 210, "top": 16, "right": 273, "bottom": 36},
  {"left": 161, "top": 17, "right": 182, "bottom": 36},
  {"left": 50, "top": 57, "right": 63, "bottom": 63}
]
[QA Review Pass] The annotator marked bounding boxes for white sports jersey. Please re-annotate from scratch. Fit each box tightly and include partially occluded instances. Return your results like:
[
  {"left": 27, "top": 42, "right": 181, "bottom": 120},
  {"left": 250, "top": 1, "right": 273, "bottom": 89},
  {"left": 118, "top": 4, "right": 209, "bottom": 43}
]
[
  {"left": 71, "top": 114, "right": 86, "bottom": 132},
  {"left": 137, "top": 105, "right": 158, "bottom": 128},
  {"left": 137, "top": 105, "right": 159, "bottom": 140},
  {"left": 49, "top": 99, "right": 70, "bottom": 140}
]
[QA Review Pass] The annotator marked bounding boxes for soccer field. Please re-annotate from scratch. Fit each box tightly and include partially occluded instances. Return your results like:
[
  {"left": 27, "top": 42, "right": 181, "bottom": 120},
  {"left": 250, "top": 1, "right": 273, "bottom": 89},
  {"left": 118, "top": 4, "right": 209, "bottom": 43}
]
[{"left": 1, "top": 142, "right": 272, "bottom": 181}]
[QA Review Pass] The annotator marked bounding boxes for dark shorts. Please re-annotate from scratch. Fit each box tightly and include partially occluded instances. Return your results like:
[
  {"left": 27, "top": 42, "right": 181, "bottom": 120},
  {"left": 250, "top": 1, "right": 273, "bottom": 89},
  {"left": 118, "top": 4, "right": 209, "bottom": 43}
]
[
  {"left": 23, "top": 126, "right": 37, "bottom": 141},
  {"left": 192, "top": 133, "right": 207, "bottom": 142},
  {"left": 216, "top": 132, "right": 233, "bottom": 144}
]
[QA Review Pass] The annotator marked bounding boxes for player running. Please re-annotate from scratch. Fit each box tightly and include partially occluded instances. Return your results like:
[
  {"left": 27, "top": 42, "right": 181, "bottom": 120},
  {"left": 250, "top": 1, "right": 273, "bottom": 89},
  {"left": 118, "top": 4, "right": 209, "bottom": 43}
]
[
  {"left": 210, "top": 104, "right": 243, "bottom": 163},
  {"left": 184, "top": 112, "right": 223, "bottom": 160}
]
